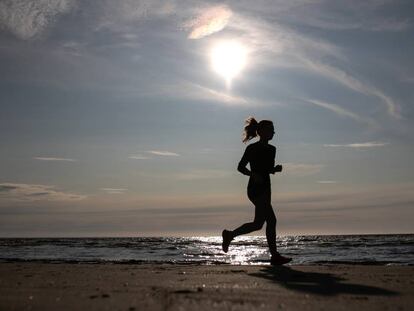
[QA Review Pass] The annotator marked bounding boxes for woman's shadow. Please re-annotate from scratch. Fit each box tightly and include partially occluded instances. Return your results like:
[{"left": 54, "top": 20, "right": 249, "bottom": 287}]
[{"left": 249, "top": 266, "right": 398, "bottom": 296}]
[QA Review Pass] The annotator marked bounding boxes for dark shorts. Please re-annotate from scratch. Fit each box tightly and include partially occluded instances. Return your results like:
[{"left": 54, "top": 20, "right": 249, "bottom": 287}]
[{"left": 247, "top": 184, "right": 271, "bottom": 204}]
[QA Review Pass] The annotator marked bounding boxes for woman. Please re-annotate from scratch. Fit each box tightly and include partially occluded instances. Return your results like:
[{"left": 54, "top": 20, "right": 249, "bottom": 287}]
[{"left": 222, "top": 117, "right": 291, "bottom": 265}]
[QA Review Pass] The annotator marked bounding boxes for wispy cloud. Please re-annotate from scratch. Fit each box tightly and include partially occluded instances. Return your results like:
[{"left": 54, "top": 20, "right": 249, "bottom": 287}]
[
  {"left": 128, "top": 155, "right": 149, "bottom": 160},
  {"left": 367, "top": 18, "right": 410, "bottom": 32},
  {"left": 139, "top": 77, "right": 257, "bottom": 107},
  {"left": 190, "top": 83, "right": 252, "bottom": 106},
  {"left": 101, "top": 188, "right": 127, "bottom": 194},
  {"left": 158, "top": 81, "right": 274, "bottom": 107},
  {"left": 301, "top": 59, "right": 401, "bottom": 118},
  {"left": 230, "top": 14, "right": 344, "bottom": 63},
  {"left": 281, "top": 2, "right": 411, "bottom": 33},
  {"left": 283, "top": 163, "right": 324, "bottom": 176},
  {"left": 324, "top": 142, "right": 389, "bottom": 148},
  {"left": 304, "top": 99, "right": 375, "bottom": 126},
  {"left": 0, "top": 183, "right": 85, "bottom": 201},
  {"left": 228, "top": 12, "right": 400, "bottom": 119},
  {"left": 277, "top": 183, "right": 414, "bottom": 213},
  {"left": 95, "top": 0, "right": 175, "bottom": 31},
  {"left": 34, "top": 157, "right": 76, "bottom": 162},
  {"left": 129, "top": 151, "right": 180, "bottom": 159},
  {"left": 147, "top": 150, "right": 180, "bottom": 157},
  {"left": 317, "top": 180, "right": 338, "bottom": 184},
  {"left": 0, "top": 0, "right": 75, "bottom": 39},
  {"left": 307, "top": 17, "right": 410, "bottom": 32},
  {"left": 185, "top": 5, "right": 233, "bottom": 39}
]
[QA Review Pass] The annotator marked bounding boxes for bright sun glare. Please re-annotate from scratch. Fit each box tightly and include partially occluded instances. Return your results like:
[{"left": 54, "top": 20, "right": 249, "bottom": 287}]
[{"left": 210, "top": 40, "right": 248, "bottom": 87}]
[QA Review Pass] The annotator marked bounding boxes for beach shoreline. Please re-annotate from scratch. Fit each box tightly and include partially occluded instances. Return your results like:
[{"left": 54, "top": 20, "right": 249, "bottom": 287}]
[{"left": 1, "top": 262, "right": 413, "bottom": 310}]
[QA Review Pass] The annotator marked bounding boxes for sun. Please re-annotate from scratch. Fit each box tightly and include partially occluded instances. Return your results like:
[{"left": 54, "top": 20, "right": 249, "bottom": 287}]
[{"left": 210, "top": 40, "right": 248, "bottom": 87}]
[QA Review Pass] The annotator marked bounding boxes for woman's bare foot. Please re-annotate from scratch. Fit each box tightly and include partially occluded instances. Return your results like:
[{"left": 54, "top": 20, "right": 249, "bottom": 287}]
[
  {"left": 222, "top": 230, "right": 233, "bottom": 253},
  {"left": 270, "top": 253, "right": 292, "bottom": 265}
]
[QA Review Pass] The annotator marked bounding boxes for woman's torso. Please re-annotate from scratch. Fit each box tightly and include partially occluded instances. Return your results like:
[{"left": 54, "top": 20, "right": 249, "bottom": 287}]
[
  {"left": 242, "top": 141, "right": 275, "bottom": 200},
  {"left": 246, "top": 141, "right": 275, "bottom": 187}
]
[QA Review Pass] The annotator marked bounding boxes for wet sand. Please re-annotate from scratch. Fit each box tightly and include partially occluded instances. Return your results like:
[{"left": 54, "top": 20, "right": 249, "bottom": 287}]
[{"left": 0, "top": 262, "right": 413, "bottom": 310}]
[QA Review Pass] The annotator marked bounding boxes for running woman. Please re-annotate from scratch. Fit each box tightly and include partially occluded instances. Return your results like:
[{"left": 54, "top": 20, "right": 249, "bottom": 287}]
[{"left": 222, "top": 117, "right": 292, "bottom": 265}]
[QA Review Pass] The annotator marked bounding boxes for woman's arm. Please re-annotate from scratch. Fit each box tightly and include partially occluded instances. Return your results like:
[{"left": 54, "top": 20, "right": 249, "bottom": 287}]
[
  {"left": 269, "top": 146, "right": 282, "bottom": 174},
  {"left": 238, "top": 163, "right": 251, "bottom": 176},
  {"left": 237, "top": 146, "right": 251, "bottom": 176}
]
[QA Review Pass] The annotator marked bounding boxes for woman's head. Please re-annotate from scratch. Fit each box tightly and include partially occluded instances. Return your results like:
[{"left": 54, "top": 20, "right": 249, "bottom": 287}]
[{"left": 242, "top": 117, "right": 274, "bottom": 143}]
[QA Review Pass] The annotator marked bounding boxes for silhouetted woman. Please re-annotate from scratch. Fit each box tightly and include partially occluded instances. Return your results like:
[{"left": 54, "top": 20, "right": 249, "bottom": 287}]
[{"left": 222, "top": 117, "right": 291, "bottom": 265}]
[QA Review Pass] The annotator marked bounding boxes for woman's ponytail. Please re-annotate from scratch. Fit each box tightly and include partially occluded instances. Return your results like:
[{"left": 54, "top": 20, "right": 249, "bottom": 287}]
[{"left": 242, "top": 116, "right": 258, "bottom": 143}]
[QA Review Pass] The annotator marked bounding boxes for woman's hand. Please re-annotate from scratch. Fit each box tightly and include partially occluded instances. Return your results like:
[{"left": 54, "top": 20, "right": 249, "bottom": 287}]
[{"left": 273, "top": 165, "right": 283, "bottom": 173}]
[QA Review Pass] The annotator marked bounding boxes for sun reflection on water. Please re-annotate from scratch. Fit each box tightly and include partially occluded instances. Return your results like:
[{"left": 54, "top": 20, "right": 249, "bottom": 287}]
[{"left": 184, "top": 236, "right": 281, "bottom": 265}]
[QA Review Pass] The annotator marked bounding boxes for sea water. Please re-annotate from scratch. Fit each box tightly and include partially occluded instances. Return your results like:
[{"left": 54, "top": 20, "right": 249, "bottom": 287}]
[{"left": 0, "top": 234, "right": 413, "bottom": 265}]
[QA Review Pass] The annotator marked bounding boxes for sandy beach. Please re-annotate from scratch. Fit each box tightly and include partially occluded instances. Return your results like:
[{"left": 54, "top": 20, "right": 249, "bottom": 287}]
[{"left": 0, "top": 262, "right": 413, "bottom": 311}]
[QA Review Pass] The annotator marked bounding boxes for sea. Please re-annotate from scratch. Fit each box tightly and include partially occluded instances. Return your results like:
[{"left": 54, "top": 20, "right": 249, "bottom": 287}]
[{"left": 0, "top": 234, "right": 413, "bottom": 265}]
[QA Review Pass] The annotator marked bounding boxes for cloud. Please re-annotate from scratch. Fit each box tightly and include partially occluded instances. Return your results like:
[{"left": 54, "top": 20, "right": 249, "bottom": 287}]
[
  {"left": 301, "top": 59, "right": 401, "bottom": 118},
  {"left": 283, "top": 163, "right": 324, "bottom": 176},
  {"left": 230, "top": 14, "right": 343, "bottom": 63},
  {"left": 185, "top": 5, "right": 233, "bottom": 39},
  {"left": 147, "top": 150, "right": 180, "bottom": 157},
  {"left": 228, "top": 12, "right": 400, "bottom": 119},
  {"left": 0, "top": 0, "right": 75, "bottom": 39},
  {"left": 304, "top": 99, "right": 375, "bottom": 126},
  {"left": 128, "top": 155, "right": 149, "bottom": 160},
  {"left": 95, "top": 0, "right": 175, "bottom": 31},
  {"left": 101, "top": 188, "right": 127, "bottom": 194},
  {"left": 308, "top": 17, "right": 410, "bottom": 32},
  {"left": 34, "top": 157, "right": 76, "bottom": 162},
  {"left": 277, "top": 182, "right": 414, "bottom": 212},
  {"left": 190, "top": 83, "right": 252, "bottom": 106},
  {"left": 367, "top": 18, "right": 410, "bottom": 32},
  {"left": 155, "top": 81, "right": 273, "bottom": 107},
  {"left": 317, "top": 180, "right": 338, "bottom": 184},
  {"left": 1, "top": 182, "right": 413, "bottom": 236},
  {"left": 129, "top": 151, "right": 180, "bottom": 160},
  {"left": 324, "top": 142, "right": 389, "bottom": 148},
  {"left": 0, "top": 183, "right": 85, "bottom": 201},
  {"left": 282, "top": 2, "right": 411, "bottom": 32},
  {"left": 157, "top": 81, "right": 258, "bottom": 106}
]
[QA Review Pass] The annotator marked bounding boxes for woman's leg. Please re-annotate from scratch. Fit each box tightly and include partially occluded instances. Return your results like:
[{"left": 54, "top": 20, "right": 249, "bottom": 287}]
[
  {"left": 264, "top": 204, "right": 277, "bottom": 256},
  {"left": 231, "top": 192, "right": 266, "bottom": 238},
  {"left": 231, "top": 205, "right": 265, "bottom": 237},
  {"left": 265, "top": 202, "right": 291, "bottom": 264},
  {"left": 222, "top": 189, "right": 269, "bottom": 252}
]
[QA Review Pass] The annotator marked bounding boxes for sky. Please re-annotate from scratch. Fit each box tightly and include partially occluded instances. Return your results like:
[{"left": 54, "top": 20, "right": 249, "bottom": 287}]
[{"left": 0, "top": 0, "right": 413, "bottom": 237}]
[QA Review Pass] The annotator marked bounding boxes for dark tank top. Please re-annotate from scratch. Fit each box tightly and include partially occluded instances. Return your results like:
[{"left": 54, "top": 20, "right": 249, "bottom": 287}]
[{"left": 238, "top": 141, "right": 276, "bottom": 189}]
